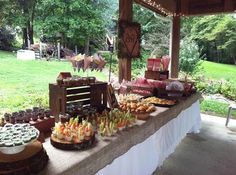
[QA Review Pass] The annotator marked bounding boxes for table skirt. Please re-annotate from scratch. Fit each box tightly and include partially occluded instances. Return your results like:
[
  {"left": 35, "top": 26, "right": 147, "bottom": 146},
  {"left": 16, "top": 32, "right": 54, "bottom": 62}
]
[{"left": 96, "top": 100, "right": 201, "bottom": 175}]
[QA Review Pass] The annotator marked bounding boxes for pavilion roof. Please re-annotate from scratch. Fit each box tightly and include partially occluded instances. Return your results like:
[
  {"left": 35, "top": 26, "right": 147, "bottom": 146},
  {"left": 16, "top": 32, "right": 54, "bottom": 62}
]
[{"left": 134, "top": 0, "right": 236, "bottom": 16}]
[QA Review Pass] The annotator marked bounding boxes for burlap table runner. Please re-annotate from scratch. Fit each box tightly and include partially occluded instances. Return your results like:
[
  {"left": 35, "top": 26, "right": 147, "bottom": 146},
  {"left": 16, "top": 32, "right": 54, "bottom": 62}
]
[{"left": 39, "top": 93, "right": 201, "bottom": 175}]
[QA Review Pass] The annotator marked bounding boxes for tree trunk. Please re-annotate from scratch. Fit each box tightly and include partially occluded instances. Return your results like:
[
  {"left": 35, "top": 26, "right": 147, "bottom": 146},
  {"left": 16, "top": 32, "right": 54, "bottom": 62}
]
[
  {"left": 22, "top": 27, "right": 28, "bottom": 49},
  {"left": 29, "top": 0, "right": 37, "bottom": 45},
  {"left": 84, "top": 38, "right": 90, "bottom": 55},
  {"left": 28, "top": 22, "right": 34, "bottom": 44}
]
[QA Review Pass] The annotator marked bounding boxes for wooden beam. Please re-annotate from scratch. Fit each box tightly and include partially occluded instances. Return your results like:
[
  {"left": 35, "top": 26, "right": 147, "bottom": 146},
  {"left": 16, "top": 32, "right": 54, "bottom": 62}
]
[
  {"left": 118, "top": 0, "right": 133, "bottom": 82},
  {"left": 224, "top": 0, "right": 234, "bottom": 11},
  {"left": 134, "top": 0, "right": 176, "bottom": 14},
  {"left": 156, "top": 0, "right": 176, "bottom": 12},
  {"left": 134, "top": 0, "right": 167, "bottom": 16},
  {"left": 180, "top": 0, "right": 189, "bottom": 15},
  {"left": 170, "top": 15, "right": 180, "bottom": 78},
  {"left": 184, "top": 0, "right": 236, "bottom": 16}
]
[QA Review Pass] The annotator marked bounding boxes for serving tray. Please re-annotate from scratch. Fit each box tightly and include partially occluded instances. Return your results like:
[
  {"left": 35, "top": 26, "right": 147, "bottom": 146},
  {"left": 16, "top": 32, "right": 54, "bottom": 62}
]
[{"left": 50, "top": 134, "right": 96, "bottom": 150}]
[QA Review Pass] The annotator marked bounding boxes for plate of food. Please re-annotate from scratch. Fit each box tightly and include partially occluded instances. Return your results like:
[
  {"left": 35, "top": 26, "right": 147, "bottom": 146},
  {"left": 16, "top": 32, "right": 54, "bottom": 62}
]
[
  {"left": 50, "top": 118, "right": 95, "bottom": 150},
  {"left": 118, "top": 94, "right": 142, "bottom": 103},
  {"left": 141, "top": 96, "right": 177, "bottom": 107},
  {"left": 96, "top": 109, "right": 137, "bottom": 139},
  {"left": 119, "top": 101, "right": 156, "bottom": 120},
  {"left": 119, "top": 101, "right": 156, "bottom": 113},
  {"left": 0, "top": 123, "right": 39, "bottom": 154}
]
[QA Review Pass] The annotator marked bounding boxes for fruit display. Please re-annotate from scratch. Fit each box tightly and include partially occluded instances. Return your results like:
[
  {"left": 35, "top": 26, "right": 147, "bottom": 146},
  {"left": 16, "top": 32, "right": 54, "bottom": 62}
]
[
  {"left": 119, "top": 101, "right": 156, "bottom": 113},
  {"left": 96, "top": 109, "right": 137, "bottom": 138},
  {"left": 0, "top": 123, "right": 39, "bottom": 154},
  {"left": 51, "top": 117, "right": 94, "bottom": 143},
  {"left": 142, "top": 97, "right": 176, "bottom": 106}
]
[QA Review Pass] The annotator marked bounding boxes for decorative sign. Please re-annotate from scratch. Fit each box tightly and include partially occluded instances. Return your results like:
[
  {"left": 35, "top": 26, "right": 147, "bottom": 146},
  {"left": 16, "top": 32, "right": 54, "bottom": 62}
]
[{"left": 118, "top": 20, "right": 141, "bottom": 58}]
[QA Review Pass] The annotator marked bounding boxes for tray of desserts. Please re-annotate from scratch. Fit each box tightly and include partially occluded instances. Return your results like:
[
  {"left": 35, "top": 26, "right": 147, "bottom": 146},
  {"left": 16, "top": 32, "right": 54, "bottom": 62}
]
[
  {"left": 118, "top": 101, "right": 156, "bottom": 120},
  {"left": 95, "top": 109, "right": 137, "bottom": 139},
  {"left": 50, "top": 118, "right": 95, "bottom": 150},
  {"left": 141, "top": 96, "right": 177, "bottom": 107},
  {"left": 0, "top": 123, "right": 39, "bottom": 154}
]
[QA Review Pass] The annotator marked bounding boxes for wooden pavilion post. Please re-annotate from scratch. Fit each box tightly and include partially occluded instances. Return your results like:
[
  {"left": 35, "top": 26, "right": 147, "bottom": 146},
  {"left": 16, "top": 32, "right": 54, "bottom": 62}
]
[
  {"left": 118, "top": 0, "right": 133, "bottom": 83},
  {"left": 170, "top": 15, "right": 180, "bottom": 78}
]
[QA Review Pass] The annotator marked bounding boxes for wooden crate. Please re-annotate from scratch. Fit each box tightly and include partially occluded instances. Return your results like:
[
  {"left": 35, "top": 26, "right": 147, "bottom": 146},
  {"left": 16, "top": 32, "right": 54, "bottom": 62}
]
[
  {"left": 126, "top": 84, "right": 154, "bottom": 96},
  {"left": 49, "top": 82, "right": 107, "bottom": 121},
  {"left": 145, "top": 70, "right": 169, "bottom": 80}
]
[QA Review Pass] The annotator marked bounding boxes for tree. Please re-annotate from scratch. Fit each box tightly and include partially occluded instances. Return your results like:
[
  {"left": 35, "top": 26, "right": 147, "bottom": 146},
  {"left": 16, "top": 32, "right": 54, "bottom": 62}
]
[
  {"left": 179, "top": 38, "right": 202, "bottom": 75},
  {"left": 133, "top": 4, "right": 171, "bottom": 56},
  {"left": 35, "top": 0, "right": 111, "bottom": 54},
  {"left": 185, "top": 15, "right": 236, "bottom": 64},
  {"left": 1, "top": 0, "right": 38, "bottom": 48}
]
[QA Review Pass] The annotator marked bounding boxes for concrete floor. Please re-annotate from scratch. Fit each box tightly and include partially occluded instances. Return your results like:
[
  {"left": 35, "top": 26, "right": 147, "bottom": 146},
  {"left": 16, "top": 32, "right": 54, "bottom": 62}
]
[{"left": 154, "top": 114, "right": 236, "bottom": 175}]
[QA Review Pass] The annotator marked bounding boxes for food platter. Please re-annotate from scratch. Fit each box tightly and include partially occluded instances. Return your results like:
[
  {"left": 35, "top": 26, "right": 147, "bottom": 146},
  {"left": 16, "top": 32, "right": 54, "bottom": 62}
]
[
  {"left": 50, "top": 118, "right": 96, "bottom": 150},
  {"left": 0, "top": 123, "right": 39, "bottom": 154},
  {"left": 141, "top": 96, "right": 177, "bottom": 107},
  {"left": 119, "top": 101, "right": 156, "bottom": 113},
  {"left": 96, "top": 109, "right": 137, "bottom": 138},
  {"left": 50, "top": 134, "right": 95, "bottom": 150}
]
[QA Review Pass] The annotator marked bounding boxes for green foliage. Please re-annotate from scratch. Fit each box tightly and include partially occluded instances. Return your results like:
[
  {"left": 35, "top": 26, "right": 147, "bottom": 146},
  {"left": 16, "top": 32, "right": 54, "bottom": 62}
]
[
  {"left": 192, "top": 61, "right": 236, "bottom": 101},
  {"left": 0, "top": 0, "right": 39, "bottom": 47},
  {"left": 179, "top": 38, "right": 203, "bottom": 75},
  {"left": 186, "top": 15, "right": 236, "bottom": 64},
  {"left": 201, "top": 61, "right": 236, "bottom": 84},
  {"left": 194, "top": 75, "right": 236, "bottom": 101},
  {"left": 0, "top": 27, "right": 15, "bottom": 50},
  {"left": 131, "top": 50, "right": 149, "bottom": 78},
  {"left": 200, "top": 99, "right": 236, "bottom": 118},
  {"left": 133, "top": 4, "right": 171, "bottom": 56},
  {"left": 0, "top": 0, "right": 115, "bottom": 51},
  {"left": 35, "top": 0, "right": 111, "bottom": 51}
]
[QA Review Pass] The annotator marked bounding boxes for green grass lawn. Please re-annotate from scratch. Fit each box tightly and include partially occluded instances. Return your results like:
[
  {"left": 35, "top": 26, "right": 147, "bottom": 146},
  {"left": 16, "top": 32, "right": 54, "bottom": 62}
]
[
  {"left": 200, "top": 60, "right": 236, "bottom": 118},
  {"left": 0, "top": 50, "right": 107, "bottom": 115},
  {"left": 201, "top": 61, "right": 236, "bottom": 84},
  {"left": 200, "top": 99, "right": 236, "bottom": 119}
]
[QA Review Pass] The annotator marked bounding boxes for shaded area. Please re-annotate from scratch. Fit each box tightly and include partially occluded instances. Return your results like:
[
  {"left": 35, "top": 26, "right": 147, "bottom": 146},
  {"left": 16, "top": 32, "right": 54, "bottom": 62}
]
[{"left": 154, "top": 114, "right": 236, "bottom": 175}]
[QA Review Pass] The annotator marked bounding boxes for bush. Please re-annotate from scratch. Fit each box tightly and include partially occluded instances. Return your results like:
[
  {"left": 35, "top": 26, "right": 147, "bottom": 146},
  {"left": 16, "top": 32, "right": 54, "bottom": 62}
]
[
  {"left": 193, "top": 75, "right": 236, "bottom": 101},
  {"left": 179, "top": 38, "right": 203, "bottom": 75},
  {"left": 0, "top": 27, "right": 15, "bottom": 51}
]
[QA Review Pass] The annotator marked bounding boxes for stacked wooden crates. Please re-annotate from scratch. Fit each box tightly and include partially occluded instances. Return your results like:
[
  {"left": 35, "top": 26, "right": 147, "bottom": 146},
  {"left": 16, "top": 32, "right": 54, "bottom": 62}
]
[{"left": 49, "top": 82, "right": 107, "bottom": 120}]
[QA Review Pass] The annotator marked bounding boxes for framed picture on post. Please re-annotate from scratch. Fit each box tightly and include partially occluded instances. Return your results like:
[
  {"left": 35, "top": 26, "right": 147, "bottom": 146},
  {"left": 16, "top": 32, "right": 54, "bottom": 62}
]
[{"left": 118, "top": 20, "right": 141, "bottom": 58}]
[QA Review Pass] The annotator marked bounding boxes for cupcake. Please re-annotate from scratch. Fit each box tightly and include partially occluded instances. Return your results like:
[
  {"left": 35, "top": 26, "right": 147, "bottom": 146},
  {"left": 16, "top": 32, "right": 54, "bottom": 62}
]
[
  {"left": 0, "top": 141, "right": 5, "bottom": 147},
  {"left": 14, "top": 124, "right": 22, "bottom": 128},
  {"left": 4, "top": 123, "right": 13, "bottom": 128},
  {"left": 4, "top": 141, "right": 14, "bottom": 147},
  {"left": 22, "top": 136, "right": 31, "bottom": 143},
  {"left": 14, "top": 139, "right": 23, "bottom": 146},
  {"left": 22, "top": 123, "right": 30, "bottom": 128},
  {"left": 30, "top": 133, "right": 37, "bottom": 140}
]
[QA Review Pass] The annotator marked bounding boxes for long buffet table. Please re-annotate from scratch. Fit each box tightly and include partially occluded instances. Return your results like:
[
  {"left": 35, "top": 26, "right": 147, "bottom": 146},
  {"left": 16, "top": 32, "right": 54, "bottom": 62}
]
[{"left": 39, "top": 93, "right": 202, "bottom": 175}]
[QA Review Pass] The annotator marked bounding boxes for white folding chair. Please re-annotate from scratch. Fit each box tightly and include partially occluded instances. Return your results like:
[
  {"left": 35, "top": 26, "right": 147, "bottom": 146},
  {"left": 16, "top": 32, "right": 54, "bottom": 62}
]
[{"left": 225, "top": 104, "right": 236, "bottom": 126}]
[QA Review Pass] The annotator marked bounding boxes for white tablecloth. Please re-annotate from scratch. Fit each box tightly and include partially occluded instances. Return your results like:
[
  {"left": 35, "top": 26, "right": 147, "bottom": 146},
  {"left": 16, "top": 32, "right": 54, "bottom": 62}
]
[{"left": 96, "top": 100, "right": 201, "bottom": 175}]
